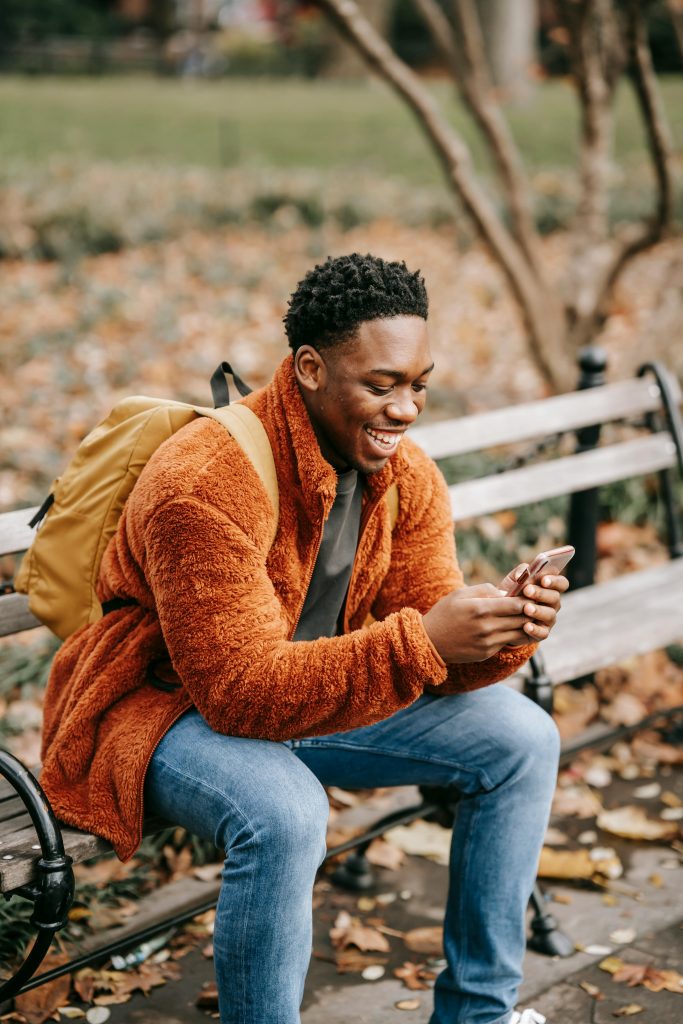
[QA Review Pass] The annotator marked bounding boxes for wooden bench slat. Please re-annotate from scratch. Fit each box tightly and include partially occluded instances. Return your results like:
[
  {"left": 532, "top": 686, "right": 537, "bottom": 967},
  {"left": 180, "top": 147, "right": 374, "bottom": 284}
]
[
  {"left": 449, "top": 433, "right": 677, "bottom": 521},
  {"left": 538, "top": 559, "right": 683, "bottom": 684},
  {"left": 411, "top": 376, "right": 680, "bottom": 459},
  {"left": 0, "top": 797, "right": 33, "bottom": 824},
  {"left": 0, "top": 592, "right": 42, "bottom": 636},
  {"left": 0, "top": 507, "right": 39, "bottom": 557}
]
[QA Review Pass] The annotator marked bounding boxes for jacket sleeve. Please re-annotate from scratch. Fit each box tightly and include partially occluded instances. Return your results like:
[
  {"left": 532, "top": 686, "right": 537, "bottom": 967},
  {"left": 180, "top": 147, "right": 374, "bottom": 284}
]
[
  {"left": 143, "top": 495, "right": 447, "bottom": 741},
  {"left": 370, "top": 451, "right": 535, "bottom": 694}
]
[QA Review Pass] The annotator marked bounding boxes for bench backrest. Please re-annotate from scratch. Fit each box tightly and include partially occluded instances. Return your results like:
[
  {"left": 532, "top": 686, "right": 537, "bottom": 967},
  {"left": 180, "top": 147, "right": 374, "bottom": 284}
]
[{"left": 1, "top": 372, "right": 681, "bottom": 639}]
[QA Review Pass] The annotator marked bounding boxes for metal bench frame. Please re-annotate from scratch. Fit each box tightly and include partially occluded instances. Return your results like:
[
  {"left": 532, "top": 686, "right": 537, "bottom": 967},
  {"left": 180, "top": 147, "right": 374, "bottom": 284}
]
[{"left": 2, "top": 348, "right": 682, "bottom": 1002}]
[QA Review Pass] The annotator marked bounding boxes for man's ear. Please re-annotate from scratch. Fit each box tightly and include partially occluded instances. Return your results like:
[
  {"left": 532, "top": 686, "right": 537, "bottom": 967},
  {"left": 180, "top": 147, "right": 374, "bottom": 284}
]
[{"left": 294, "top": 345, "right": 326, "bottom": 393}]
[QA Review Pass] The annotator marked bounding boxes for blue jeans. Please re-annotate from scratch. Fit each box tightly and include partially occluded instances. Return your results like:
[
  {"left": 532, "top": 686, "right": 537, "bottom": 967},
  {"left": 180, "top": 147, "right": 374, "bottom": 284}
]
[{"left": 144, "top": 685, "right": 559, "bottom": 1024}]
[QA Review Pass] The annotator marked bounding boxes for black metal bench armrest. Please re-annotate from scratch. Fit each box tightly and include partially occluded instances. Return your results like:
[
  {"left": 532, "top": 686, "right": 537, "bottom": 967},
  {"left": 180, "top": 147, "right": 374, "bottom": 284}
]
[{"left": 0, "top": 750, "right": 75, "bottom": 1003}]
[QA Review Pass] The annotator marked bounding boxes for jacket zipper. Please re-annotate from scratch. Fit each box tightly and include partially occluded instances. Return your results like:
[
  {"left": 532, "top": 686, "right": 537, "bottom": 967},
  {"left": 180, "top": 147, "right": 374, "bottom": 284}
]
[{"left": 342, "top": 492, "right": 381, "bottom": 634}]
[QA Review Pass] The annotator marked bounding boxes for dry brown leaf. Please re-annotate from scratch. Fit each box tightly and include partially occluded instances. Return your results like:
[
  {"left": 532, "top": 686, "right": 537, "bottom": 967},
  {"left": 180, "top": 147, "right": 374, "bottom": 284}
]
[
  {"left": 329, "top": 911, "right": 390, "bottom": 953},
  {"left": 551, "top": 784, "right": 602, "bottom": 819},
  {"left": 612, "top": 1005, "right": 644, "bottom": 1017},
  {"left": 631, "top": 736, "right": 683, "bottom": 765},
  {"left": 192, "top": 863, "right": 223, "bottom": 882},
  {"left": 196, "top": 981, "right": 219, "bottom": 1009},
  {"left": 403, "top": 927, "right": 443, "bottom": 956},
  {"left": 385, "top": 821, "right": 451, "bottom": 865},
  {"left": 600, "top": 957, "right": 683, "bottom": 994},
  {"left": 334, "top": 949, "right": 389, "bottom": 974},
  {"left": 579, "top": 980, "right": 604, "bottom": 1000},
  {"left": 365, "top": 838, "right": 405, "bottom": 871},
  {"left": 597, "top": 805, "right": 680, "bottom": 841},
  {"left": 553, "top": 684, "right": 599, "bottom": 741},
  {"left": 393, "top": 962, "right": 430, "bottom": 991},
  {"left": 14, "top": 953, "right": 71, "bottom": 1024},
  {"left": 73, "top": 860, "right": 139, "bottom": 888},
  {"left": 395, "top": 999, "right": 422, "bottom": 1011},
  {"left": 538, "top": 846, "right": 622, "bottom": 880},
  {"left": 601, "top": 694, "right": 649, "bottom": 728}
]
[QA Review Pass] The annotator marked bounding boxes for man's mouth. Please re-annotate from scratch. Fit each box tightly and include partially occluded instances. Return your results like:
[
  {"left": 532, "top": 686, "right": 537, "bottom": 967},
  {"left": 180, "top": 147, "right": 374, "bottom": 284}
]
[{"left": 364, "top": 426, "right": 404, "bottom": 455}]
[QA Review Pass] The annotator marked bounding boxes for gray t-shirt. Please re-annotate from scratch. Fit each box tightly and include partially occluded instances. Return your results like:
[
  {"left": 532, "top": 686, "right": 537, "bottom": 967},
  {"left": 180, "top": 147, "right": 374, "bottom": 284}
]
[{"left": 293, "top": 469, "right": 363, "bottom": 641}]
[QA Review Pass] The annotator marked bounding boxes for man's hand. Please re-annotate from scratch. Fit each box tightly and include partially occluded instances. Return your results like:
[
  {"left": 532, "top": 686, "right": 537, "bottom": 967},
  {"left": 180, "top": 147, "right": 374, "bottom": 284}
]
[
  {"left": 500, "top": 563, "right": 569, "bottom": 648},
  {"left": 421, "top": 569, "right": 569, "bottom": 664}
]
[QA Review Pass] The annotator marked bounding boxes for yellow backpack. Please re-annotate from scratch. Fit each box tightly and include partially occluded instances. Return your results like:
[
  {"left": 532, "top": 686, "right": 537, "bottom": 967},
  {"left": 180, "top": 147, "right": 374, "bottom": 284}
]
[{"left": 15, "top": 364, "right": 279, "bottom": 641}]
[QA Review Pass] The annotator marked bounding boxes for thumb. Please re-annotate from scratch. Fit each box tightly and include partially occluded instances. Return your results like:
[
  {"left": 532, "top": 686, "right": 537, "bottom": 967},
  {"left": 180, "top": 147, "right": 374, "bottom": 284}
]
[{"left": 498, "top": 563, "right": 529, "bottom": 595}]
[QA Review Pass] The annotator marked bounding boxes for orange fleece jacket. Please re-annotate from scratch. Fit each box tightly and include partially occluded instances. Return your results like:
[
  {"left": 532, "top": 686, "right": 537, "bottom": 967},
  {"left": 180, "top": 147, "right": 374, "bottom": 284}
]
[{"left": 40, "top": 356, "right": 534, "bottom": 860}]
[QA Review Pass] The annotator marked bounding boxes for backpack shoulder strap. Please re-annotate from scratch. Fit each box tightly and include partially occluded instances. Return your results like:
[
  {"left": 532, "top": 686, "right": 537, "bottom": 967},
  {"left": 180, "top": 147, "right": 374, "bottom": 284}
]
[{"left": 202, "top": 404, "right": 279, "bottom": 544}]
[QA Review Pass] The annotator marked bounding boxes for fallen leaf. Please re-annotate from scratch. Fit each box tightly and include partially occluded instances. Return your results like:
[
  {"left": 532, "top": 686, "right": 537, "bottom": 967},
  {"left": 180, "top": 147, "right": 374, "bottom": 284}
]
[
  {"left": 393, "top": 962, "right": 433, "bottom": 991},
  {"left": 365, "top": 838, "right": 405, "bottom": 871},
  {"left": 192, "top": 863, "right": 223, "bottom": 882},
  {"left": 384, "top": 821, "right": 451, "bottom": 865},
  {"left": 597, "top": 805, "right": 680, "bottom": 841},
  {"left": 661, "top": 791, "right": 683, "bottom": 807},
  {"left": 632, "top": 782, "right": 661, "bottom": 799},
  {"left": 600, "top": 957, "right": 683, "bottom": 993},
  {"left": 551, "top": 784, "right": 602, "bottom": 819},
  {"left": 609, "top": 928, "right": 637, "bottom": 944},
  {"left": 579, "top": 980, "right": 604, "bottom": 1000},
  {"left": 601, "top": 693, "right": 648, "bottom": 727},
  {"left": 538, "top": 846, "right": 623, "bottom": 880},
  {"left": 334, "top": 950, "right": 389, "bottom": 974},
  {"left": 544, "top": 826, "right": 569, "bottom": 846},
  {"left": 395, "top": 999, "right": 422, "bottom": 1010},
  {"left": 612, "top": 1005, "right": 644, "bottom": 1017},
  {"left": 632, "top": 736, "right": 683, "bottom": 765},
  {"left": 329, "top": 911, "right": 390, "bottom": 953},
  {"left": 15, "top": 953, "right": 71, "bottom": 1024},
  {"left": 196, "top": 981, "right": 218, "bottom": 1009},
  {"left": 403, "top": 927, "right": 443, "bottom": 956}
]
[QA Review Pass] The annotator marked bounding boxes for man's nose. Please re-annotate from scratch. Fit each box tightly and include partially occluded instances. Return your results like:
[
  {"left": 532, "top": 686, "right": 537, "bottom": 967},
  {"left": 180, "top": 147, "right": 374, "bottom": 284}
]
[{"left": 385, "top": 392, "right": 421, "bottom": 424}]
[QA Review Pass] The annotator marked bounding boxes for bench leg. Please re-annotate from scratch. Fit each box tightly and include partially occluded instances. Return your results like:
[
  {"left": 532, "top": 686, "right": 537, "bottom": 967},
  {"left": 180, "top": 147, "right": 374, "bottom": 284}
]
[
  {"left": 528, "top": 883, "right": 574, "bottom": 957},
  {"left": 0, "top": 751, "right": 74, "bottom": 1003}
]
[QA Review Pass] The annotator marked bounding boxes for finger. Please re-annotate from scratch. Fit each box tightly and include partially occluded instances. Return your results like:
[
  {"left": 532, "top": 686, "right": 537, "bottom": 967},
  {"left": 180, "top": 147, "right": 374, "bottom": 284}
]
[
  {"left": 474, "top": 596, "right": 528, "bottom": 617},
  {"left": 521, "top": 582, "right": 562, "bottom": 608},
  {"left": 496, "top": 627, "right": 536, "bottom": 647},
  {"left": 540, "top": 574, "right": 569, "bottom": 593},
  {"left": 521, "top": 601, "right": 556, "bottom": 627}
]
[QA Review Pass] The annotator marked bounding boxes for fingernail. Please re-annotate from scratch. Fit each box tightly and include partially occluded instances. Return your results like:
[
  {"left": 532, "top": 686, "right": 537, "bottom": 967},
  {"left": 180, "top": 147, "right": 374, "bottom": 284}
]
[
  {"left": 525, "top": 586, "right": 536, "bottom": 597},
  {"left": 525, "top": 603, "right": 536, "bottom": 615},
  {"left": 542, "top": 577, "right": 551, "bottom": 587},
  {"left": 525, "top": 623, "right": 535, "bottom": 634}
]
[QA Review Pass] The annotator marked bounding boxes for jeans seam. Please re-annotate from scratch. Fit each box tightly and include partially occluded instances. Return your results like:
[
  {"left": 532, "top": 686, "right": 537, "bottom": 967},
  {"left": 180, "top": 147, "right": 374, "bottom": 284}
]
[
  {"left": 297, "top": 740, "right": 495, "bottom": 791},
  {"left": 153, "top": 754, "right": 255, "bottom": 836},
  {"left": 454, "top": 798, "right": 481, "bottom": 1023}
]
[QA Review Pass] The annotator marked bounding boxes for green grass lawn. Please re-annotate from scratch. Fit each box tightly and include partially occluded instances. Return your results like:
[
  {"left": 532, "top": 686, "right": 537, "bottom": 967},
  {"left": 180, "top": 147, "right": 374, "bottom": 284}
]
[{"left": 1, "top": 74, "right": 681, "bottom": 182}]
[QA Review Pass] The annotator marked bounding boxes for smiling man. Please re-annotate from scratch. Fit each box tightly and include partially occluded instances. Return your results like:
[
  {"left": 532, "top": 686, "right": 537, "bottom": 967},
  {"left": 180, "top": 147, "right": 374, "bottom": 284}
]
[{"left": 41, "top": 254, "right": 565, "bottom": 1024}]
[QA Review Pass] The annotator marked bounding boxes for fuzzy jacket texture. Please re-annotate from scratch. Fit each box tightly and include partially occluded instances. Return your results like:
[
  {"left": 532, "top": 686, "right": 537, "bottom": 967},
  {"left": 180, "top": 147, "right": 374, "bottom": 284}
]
[{"left": 40, "top": 356, "right": 534, "bottom": 860}]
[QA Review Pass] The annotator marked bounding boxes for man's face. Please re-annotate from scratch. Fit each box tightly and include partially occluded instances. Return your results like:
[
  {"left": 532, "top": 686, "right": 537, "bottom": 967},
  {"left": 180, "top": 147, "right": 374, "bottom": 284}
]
[{"left": 294, "top": 315, "right": 433, "bottom": 476}]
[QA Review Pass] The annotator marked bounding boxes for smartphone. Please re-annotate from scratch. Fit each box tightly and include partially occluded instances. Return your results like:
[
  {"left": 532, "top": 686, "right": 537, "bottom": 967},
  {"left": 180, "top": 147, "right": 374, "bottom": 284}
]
[{"left": 503, "top": 545, "right": 575, "bottom": 597}]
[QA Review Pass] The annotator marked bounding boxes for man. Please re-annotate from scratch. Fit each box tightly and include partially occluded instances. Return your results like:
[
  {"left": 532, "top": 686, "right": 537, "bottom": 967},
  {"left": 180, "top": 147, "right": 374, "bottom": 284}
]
[{"left": 41, "top": 253, "right": 566, "bottom": 1024}]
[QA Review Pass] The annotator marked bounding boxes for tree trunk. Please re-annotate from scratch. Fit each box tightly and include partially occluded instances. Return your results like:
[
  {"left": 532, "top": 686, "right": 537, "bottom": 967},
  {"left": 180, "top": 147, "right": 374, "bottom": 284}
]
[{"left": 476, "top": 0, "right": 538, "bottom": 101}]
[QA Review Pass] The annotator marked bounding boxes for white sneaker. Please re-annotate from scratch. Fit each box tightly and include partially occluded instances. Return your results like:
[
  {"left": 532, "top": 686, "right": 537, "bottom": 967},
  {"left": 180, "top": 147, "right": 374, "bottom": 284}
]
[{"left": 509, "top": 1011, "right": 546, "bottom": 1024}]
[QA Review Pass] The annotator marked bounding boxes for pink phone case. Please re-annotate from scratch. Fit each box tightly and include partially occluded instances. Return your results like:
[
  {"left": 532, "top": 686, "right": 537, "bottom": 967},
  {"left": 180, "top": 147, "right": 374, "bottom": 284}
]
[{"left": 505, "top": 545, "right": 575, "bottom": 597}]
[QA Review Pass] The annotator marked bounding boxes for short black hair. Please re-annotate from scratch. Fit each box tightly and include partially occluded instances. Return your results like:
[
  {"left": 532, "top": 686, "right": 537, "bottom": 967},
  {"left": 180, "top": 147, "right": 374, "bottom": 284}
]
[{"left": 284, "top": 252, "right": 428, "bottom": 353}]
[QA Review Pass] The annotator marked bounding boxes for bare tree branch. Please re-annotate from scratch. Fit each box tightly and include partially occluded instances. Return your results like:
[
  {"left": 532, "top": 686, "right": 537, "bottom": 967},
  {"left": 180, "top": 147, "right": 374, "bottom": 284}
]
[
  {"left": 413, "top": 0, "right": 458, "bottom": 66},
  {"left": 414, "top": 0, "right": 542, "bottom": 274},
  {"left": 314, "top": 0, "right": 570, "bottom": 389},
  {"left": 589, "top": 1, "right": 677, "bottom": 322},
  {"left": 666, "top": 0, "right": 683, "bottom": 60},
  {"left": 560, "top": 0, "right": 613, "bottom": 247}
]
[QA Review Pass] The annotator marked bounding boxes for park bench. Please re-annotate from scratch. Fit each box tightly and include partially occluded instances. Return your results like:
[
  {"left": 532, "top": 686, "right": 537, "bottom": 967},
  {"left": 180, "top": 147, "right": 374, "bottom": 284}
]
[{"left": 1, "top": 348, "right": 682, "bottom": 1003}]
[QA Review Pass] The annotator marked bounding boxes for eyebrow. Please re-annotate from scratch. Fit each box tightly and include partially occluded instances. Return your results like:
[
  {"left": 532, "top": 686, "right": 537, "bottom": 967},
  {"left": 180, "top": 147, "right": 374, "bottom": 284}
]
[{"left": 369, "top": 363, "right": 435, "bottom": 380}]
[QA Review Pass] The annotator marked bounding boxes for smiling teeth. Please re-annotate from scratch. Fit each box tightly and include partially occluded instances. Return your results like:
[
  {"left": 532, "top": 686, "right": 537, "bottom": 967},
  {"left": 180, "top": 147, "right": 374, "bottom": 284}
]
[{"left": 366, "top": 428, "right": 401, "bottom": 449}]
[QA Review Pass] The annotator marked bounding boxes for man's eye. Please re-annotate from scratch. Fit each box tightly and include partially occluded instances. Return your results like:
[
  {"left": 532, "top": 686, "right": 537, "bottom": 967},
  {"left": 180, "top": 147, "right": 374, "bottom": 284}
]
[
  {"left": 367, "top": 384, "right": 392, "bottom": 395},
  {"left": 412, "top": 383, "right": 428, "bottom": 393}
]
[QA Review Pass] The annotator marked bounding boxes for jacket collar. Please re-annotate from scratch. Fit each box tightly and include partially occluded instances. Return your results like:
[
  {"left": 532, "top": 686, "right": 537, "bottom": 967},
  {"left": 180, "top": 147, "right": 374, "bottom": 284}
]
[{"left": 262, "top": 355, "right": 402, "bottom": 510}]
